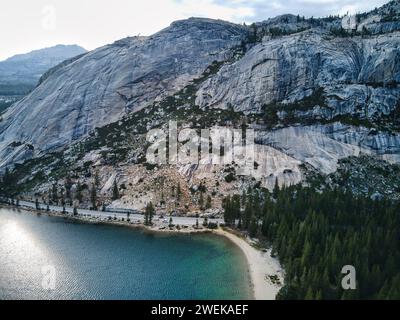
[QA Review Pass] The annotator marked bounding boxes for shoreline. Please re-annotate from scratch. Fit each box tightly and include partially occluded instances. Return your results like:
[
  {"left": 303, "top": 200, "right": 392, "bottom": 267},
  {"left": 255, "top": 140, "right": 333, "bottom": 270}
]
[
  {"left": 1, "top": 204, "right": 284, "bottom": 300},
  {"left": 213, "top": 229, "right": 284, "bottom": 300}
]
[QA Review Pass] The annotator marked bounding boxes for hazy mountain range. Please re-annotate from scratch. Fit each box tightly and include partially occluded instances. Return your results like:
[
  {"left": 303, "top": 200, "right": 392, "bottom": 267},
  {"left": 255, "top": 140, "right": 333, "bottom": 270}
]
[
  {"left": 0, "top": 44, "right": 86, "bottom": 89},
  {"left": 0, "top": 44, "right": 86, "bottom": 113}
]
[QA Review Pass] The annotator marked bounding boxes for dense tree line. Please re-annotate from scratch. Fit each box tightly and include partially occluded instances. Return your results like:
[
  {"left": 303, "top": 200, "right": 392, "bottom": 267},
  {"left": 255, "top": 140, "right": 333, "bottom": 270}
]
[{"left": 223, "top": 183, "right": 400, "bottom": 299}]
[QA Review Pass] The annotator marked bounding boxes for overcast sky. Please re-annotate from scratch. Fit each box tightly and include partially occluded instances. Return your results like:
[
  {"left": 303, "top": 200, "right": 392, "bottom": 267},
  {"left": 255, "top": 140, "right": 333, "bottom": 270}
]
[{"left": 0, "top": 0, "right": 390, "bottom": 60}]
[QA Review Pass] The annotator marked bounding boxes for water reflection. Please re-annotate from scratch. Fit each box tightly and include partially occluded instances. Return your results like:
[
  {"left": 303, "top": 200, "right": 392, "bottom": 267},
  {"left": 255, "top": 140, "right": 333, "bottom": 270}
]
[{"left": 0, "top": 207, "right": 251, "bottom": 300}]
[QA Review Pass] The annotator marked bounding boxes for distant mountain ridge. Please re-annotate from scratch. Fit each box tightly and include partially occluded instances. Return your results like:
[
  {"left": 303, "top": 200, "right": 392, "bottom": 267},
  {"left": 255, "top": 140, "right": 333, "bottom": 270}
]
[
  {"left": 0, "top": 44, "right": 87, "bottom": 89},
  {"left": 0, "top": 44, "right": 86, "bottom": 114}
]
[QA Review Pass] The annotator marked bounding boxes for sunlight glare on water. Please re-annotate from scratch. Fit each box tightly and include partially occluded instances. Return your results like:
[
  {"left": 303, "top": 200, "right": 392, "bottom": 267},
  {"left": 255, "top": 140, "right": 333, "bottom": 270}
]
[{"left": 0, "top": 207, "right": 251, "bottom": 300}]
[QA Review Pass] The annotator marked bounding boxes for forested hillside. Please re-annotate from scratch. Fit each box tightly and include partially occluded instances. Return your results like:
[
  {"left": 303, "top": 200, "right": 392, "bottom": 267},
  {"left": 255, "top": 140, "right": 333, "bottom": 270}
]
[{"left": 223, "top": 185, "right": 400, "bottom": 299}]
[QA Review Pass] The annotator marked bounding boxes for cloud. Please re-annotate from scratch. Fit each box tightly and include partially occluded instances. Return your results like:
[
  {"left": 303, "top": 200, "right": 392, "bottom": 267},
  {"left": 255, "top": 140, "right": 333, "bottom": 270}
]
[{"left": 175, "top": 0, "right": 255, "bottom": 21}]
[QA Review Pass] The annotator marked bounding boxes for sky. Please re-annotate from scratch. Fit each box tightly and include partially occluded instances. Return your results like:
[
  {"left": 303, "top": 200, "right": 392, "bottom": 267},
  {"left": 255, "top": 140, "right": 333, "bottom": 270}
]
[{"left": 0, "top": 0, "right": 390, "bottom": 61}]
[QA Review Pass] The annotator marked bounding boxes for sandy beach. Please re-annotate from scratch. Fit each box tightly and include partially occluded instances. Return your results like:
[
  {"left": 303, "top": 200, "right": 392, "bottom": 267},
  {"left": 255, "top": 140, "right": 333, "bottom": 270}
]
[{"left": 214, "top": 229, "right": 284, "bottom": 300}]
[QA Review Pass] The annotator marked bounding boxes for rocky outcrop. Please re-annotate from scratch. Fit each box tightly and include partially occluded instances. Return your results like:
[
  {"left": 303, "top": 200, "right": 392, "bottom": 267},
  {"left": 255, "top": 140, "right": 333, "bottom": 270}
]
[
  {"left": 196, "top": 31, "right": 400, "bottom": 114},
  {"left": 258, "top": 125, "right": 361, "bottom": 174},
  {"left": 324, "top": 85, "right": 400, "bottom": 120},
  {"left": 0, "top": 18, "right": 248, "bottom": 167},
  {"left": 257, "top": 123, "right": 400, "bottom": 174},
  {"left": 1, "top": 2, "right": 400, "bottom": 201}
]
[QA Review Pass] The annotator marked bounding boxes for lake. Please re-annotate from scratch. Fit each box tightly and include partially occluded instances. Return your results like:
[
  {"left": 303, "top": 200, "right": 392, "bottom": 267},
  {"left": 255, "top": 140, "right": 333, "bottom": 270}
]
[{"left": 0, "top": 207, "right": 252, "bottom": 300}]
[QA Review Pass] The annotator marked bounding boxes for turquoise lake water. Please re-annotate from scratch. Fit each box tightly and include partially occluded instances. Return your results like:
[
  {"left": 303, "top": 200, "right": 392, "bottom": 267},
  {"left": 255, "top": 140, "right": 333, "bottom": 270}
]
[{"left": 0, "top": 207, "right": 252, "bottom": 300}]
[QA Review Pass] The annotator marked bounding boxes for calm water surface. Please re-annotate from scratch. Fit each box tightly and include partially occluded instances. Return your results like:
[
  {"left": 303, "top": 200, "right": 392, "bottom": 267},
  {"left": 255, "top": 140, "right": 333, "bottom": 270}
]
[{"left": 0, "top": 207, "right": 252, "bottom": 300}]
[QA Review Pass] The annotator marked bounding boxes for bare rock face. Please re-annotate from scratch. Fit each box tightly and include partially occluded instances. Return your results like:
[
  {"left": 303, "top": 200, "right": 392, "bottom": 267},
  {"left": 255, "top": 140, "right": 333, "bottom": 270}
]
[
  {"left": 1, "top": 2, "right": 400, "bottom": 200},
  {"left": 195, "top": 31, "right": 400, "bottom": 114},
  {"left": 323, "top": 85, "right": 400, "bottom": 120},
  {"left": 257, "top": 124, "right": 400, "bottom": 174},
  {"left": 0, "top": 18, "right": 248, "bottom": 166},
  {"left": 193, "top": 22, "right": 400, "bottom": 181}
]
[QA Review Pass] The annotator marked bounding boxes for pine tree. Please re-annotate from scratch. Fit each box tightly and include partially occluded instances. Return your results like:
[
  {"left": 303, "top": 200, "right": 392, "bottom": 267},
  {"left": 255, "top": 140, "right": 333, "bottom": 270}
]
[
  {"left": 273, "top": 178, "right": 280, "bottom": 199},
  {"left": 52, "top": 184, "right": 58, "bottom": 204},
  {"left": 206, "top": 195, "right": 212, "bottom": 209},
  {"left": 76, "top": 182, "right": 83, "bottom": 203},
  {"left": 65, "top": 176, "right": 73, "bottom": 200},
  {"left": 232, "top": 195, "right": 241, "bottom": 222},
  {"left": 112, "top": 180, "right": 120, "bottom": 200},
  {"left": 249, "top": 215, "right": 258, "bottom": 237},
  {"left": 244, "top": 197, "right": 253, "bottom": 230},
  {"left": 145, "top": 202, "right": 155, "bottom": 226},
  {"left": 199, "top": 192, "right": 204, "bottom": 210},
  {"left": 2, "top": 168, "right": 12, "bottom": 194},
  {"left": 241, "top": 189, "right": 246, "bottom": 209},
  {"left": 223, "top": 196, "right": 234, "bottom": 226},
  {"left": 94, "top": 171, "right": 100, "bottom": 188},
  {"left": 160, "top": 191, "right": 165, "bottom": 205},
  {"left": 387, "top": 274, "right": 400, "bottom": 299},
  {"left": 176, "top": 182, "right": 182, "bottom": 201},
  {"left": 90, "top": 183, "right": 97, "bottom": 210},
  {"left": 305, "top": 287, "right": 314, "bottom": 300},
  {"left": 60, "top": 190, "right": 65, "bottom": 207}
]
